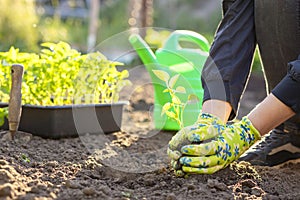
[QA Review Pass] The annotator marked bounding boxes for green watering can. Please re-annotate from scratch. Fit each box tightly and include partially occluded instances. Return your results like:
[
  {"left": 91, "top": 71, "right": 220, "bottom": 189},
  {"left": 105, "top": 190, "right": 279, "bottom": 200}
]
[{"left": 129, "top": 30, "right": 210, "bottom": 130}]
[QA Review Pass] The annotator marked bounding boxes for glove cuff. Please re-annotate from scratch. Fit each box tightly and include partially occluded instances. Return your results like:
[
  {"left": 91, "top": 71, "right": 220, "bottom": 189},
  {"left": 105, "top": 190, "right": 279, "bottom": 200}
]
[
  {"left": 240, "top": 116, "right": 261, "bottom": 146},
  {"left": 197, "top": 112, "right": 224, "bottom": 125}
]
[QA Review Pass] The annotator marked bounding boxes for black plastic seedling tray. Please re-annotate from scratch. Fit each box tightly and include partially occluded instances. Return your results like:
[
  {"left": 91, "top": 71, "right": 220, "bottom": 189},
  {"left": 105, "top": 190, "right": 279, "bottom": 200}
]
[{"left": 0, "top": 102, "right": 127, "bottom": 139}]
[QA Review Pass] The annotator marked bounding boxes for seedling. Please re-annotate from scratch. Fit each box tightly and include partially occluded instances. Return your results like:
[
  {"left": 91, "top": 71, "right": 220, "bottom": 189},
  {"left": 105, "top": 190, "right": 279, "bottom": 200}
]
[
  {"left": 0, "top": 41, "right": 131, "bottom": 125},
  {"left": 152, "top": 70, "right": 199, "bottom": 129},
  {"left": 0, "top": 108, "right": 8, "bottom": 126},
  {"left": 20, "top": 153, "right": 30, "bottom": 163}
]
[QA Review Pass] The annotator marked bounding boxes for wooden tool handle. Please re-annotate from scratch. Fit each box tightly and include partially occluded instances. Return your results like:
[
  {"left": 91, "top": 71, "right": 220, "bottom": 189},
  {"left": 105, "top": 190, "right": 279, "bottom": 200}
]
[{"left": 8, "top": 64, "right": 24, "bottom": 137}]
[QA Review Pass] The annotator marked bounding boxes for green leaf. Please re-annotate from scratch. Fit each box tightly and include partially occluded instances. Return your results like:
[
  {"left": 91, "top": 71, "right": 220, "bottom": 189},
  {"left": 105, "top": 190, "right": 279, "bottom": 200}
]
[
  {"left": 20, "top": 154, "right": 30, "bottom": 163},
  {"left": 152, "top": 70, "right": 170, "bottom": 82},
  {"left": 0, "top": 108, "right": 8, "bottom": 126},
  {"left": 161, "top": 102, "right": 171, "bottom": 116},
  {"left": 187, "top": 94, "right": 200, "bottom": 104},
  {"left": 40, "top": 42, "right": 55, "bottom": 49},
  {"left": 175, "top": 86, "right": 186, "bottom": 94},
  {"left": 111, "top": 61, "right": 124, "bottom": 66},
  {"left": 165, "top": 110, "right": 176, "bottom": 119},
  {"left": 168, "top": 74, "right": 180, "bottom": 88},
  {"left": 163, "top": 88, "right": 170, "bottom": 93},
  {"left": 172, "top": 95, "right": 181, "bottom": 105}
]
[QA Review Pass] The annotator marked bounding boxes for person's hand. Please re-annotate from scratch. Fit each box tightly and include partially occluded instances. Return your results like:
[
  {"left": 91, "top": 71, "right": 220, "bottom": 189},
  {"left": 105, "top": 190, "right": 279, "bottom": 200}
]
[
  {"left": 178, "top": 116, "right": 261, "bottom": 175},
  {"left": 167, "top": 113, "right": 225, "bottom": 175}
]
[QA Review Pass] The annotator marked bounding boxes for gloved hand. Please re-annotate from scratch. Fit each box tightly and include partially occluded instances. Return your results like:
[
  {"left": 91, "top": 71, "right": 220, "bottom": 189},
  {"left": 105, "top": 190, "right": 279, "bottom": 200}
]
[
  {"left": 167, "top": 113, "right": 225, "bottom": 175},
  {"left": 178, "top": 116, "right": 261, "bottom": 175}
]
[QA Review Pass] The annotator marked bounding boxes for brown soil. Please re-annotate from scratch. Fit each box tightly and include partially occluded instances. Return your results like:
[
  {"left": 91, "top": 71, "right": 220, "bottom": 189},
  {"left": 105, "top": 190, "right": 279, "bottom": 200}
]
[{"left": 1, "top": 67, "right": 300, "bottom": 200}]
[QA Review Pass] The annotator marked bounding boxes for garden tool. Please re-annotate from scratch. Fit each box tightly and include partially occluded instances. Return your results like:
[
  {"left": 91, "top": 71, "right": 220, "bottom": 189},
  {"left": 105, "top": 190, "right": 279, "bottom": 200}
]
[
  {"left": 8, "top": 64, "right": 24, "bottom": 140},
  {"left": 129, "top": 30, "right": 210, "bottom": 130}
]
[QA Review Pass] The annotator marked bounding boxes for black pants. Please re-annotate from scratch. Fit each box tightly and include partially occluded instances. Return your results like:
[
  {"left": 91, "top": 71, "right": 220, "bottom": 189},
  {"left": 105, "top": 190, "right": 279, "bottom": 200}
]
[
  {"left": 202, "top": 0, "right": 300, "bottom": 127},
  {"left": 255, "top": 0, "right": 300, "bottom": 91},
  {"left": 255, "top": 0, "right": 300, "bottom": 126}
]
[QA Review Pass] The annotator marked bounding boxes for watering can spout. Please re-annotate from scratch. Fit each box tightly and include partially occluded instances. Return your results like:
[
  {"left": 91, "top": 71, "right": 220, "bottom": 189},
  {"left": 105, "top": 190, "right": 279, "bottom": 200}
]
[{"left": 129, "top": 34, "right": 158, "bottom": 70}]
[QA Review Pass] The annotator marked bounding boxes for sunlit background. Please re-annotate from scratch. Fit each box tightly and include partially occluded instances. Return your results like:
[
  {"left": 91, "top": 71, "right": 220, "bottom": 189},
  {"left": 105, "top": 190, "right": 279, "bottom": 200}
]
[{"left": 0, "top": 0, "right": 221, "bottom": 51}]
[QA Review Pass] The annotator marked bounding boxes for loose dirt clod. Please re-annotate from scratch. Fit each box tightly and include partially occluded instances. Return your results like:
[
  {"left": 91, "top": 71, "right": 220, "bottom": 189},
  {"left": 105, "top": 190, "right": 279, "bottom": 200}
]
[
  {"left": 82, "top": 187, "right": 96, "bottom": 195},
  {"left": 0, "top": 169, "right": 15, "bottom": 183},
  {"left": 65, "top": 180, "right": 81, "bottom": 189},
  {"left": 0, "top": 183, "right": 14, "bottom": 198},
  {"left": 207, "top": 179, "right": 227, "bottom": 191}
]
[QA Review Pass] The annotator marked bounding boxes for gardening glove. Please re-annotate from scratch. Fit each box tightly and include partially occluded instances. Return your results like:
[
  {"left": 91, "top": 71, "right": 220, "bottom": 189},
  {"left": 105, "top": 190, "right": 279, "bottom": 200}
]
[
  {"left": 178, "top": 116, "right": 261, "bottom": 175},
  {"left": 167, "top": 113, "right": 225, "bottom": 175}
]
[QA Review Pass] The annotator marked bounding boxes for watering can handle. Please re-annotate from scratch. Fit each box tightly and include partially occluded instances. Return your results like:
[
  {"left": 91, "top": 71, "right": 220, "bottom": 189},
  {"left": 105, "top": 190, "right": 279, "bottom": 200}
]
[{"left": 163, "top": 30, "right": 210, "bottom": 52}]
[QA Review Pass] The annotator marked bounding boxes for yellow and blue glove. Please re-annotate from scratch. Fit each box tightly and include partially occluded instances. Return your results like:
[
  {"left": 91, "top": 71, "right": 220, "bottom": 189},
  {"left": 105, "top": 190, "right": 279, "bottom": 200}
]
[
  {"left": 178, "top": 116, "right": 261, "bottom": 175},
  {"left": 167, "top": 113, "right": 226, "bottom": 176}
]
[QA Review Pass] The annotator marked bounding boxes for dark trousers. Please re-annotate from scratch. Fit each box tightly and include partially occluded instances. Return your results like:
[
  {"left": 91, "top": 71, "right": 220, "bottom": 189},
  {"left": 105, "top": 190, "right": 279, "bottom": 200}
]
[
  {"left": 255, "top": 0, "right": 300, "bottom": 126},
  {"left": 255, "top": 0, "right": 300, "bottom": 92},
  {"left": 202, "top": 0, "right": 300, "bottom": 128}
]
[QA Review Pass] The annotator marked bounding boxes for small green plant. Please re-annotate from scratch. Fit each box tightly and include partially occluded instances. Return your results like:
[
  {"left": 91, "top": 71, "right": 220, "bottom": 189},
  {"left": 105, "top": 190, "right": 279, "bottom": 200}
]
[
  {"left": 0, "top": 107, "right": 8, "bottom": 126},
  {"left": 0, "top": 41, "right": 131, "bottom": 124},
  {"left": 20, "top": 153, "right": 30, "bottom": 163},
  {"left": 152, "top": 69, "right": 199, "bottom": 129},
  {"left": 0, "top": 41, "right": 131, "bottom": 105}
]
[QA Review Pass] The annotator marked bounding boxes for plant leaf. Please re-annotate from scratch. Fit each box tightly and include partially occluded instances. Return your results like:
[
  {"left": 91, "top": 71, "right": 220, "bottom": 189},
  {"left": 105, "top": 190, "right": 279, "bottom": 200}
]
[
  {"left": 163, "top": 88, "right": 170, "bottom": 93},
  {"left": 175, "top": 86, "right": 186, "bottom": 94},
  {"left": 165, "top": 110, "right": 176, "bottom": 119},
  {"left": 187, "top": 94, "right": 200, "bottom": 104},
  {"left": 0, "top": 108, "right": 8, "bottom": 126},
  {"left": 172, "top": 95, "right": 181, "bottom": 105},
  {"left": 168, "top": 74, "right": 180, "bottom": 88},
  {"left": 152, "top": 70, "right": 170, "bottom": 82},
  {"left": 161, "top": 102, "right": 171, "bottom": 116}
]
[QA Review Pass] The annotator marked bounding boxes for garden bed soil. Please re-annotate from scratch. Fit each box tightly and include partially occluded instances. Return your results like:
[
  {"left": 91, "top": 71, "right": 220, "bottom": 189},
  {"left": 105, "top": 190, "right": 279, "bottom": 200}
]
[{"left": 0, "top": 67, "right": 300, "bottom": 200}]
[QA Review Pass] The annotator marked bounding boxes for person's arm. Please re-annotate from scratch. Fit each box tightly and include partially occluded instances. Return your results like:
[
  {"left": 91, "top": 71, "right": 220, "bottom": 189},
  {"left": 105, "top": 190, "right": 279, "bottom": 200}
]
[
  {"left": 202, "top": 99, "right": 232, "bottom": 122},
  {"left": 248, "top": 93, "right": 295, "bottom": 136},
  {"left": 178, "top": 93, "right": 296, "bottom": 175},
  {"left": 202, "top": 93, "right": 296, "bottom": 136},
  {"left": 175, "top": 56, "right": 300, "bottom": 175},
  {"left": 199, "top": 93, "right": 296, "bottom": 136}
]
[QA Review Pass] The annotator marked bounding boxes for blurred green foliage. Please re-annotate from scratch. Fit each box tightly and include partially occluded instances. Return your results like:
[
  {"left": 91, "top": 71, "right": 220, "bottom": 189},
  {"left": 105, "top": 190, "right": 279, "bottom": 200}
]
[
  {"left": 152, "top": 1, "right": 222, "bottom": 43},
  {"left": 38, "top": 16, "right": 88, "bottom": 51},
  {"left": 0, "top": 0, "right": 39, "bottom": 51},
  {"left": 144, "top": 29, "right": 171, "bottom": 50},
  {"left": 252, "top": 48, "right": 263, "bottom": 73},
  {"left": 0, "top": 0, "right": 222, "bottom": 52},
  {"left": 0, "top": 42, "right": 131, "bottom": 105},
  {"left": 98, "top": 0, "right": 129, "bottom": 42},
  {"left": 0, "top": 0, "right": 261, "bottom": 72},
  {"left": 0, "top": 108, "right": 8, "bottom": 126}
]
